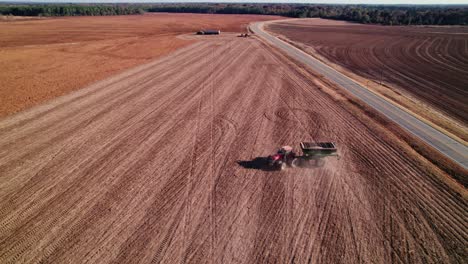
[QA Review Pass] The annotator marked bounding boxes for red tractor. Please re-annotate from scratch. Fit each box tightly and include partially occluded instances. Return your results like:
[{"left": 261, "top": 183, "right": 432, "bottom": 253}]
[
  {"left": 267, "top": 145, "right": 296, "bottom": 170},
  {"left": 267, "top": 142, "right": 338, "bottom": 170}
]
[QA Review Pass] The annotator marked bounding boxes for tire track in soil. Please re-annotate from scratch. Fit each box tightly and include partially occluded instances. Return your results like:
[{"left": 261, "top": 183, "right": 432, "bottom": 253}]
[
  {"left": 0, "top": 34, "right": 466, "bottom": 263},
  {"left": 0, "top": 43, "right": 232, "bottom": 230},
  {"left": 258, "top": 38, "right": 466, "bottom": 262}
]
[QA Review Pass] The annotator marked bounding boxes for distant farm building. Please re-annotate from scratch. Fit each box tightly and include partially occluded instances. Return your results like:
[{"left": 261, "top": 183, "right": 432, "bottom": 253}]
[{"left": 196, "top": 29, "right": 221, "bottom": 35}]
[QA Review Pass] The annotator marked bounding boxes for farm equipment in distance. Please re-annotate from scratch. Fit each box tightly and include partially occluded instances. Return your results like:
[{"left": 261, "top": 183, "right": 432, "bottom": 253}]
[{"left": 267, "top": 142, "right": 338, "bottom": 170}]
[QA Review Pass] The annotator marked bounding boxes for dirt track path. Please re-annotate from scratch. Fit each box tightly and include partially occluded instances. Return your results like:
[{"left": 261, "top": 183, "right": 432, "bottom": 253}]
[{"left": 0, "top": 35, "right": 466, "bottom": 263}]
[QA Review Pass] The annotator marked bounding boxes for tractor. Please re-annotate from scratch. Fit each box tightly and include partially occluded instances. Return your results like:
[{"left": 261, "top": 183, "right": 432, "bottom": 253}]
[{"left": 267, "top": 142, "right": 338, "bottom": 170}]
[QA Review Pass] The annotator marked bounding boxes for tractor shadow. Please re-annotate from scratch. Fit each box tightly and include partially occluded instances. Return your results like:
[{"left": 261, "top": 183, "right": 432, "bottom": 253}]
[
  {"left": 237, "top": 157, "right": 277, "bottom": 171},
  {"left": 237, "top": 157, "right": 326, "bottom": 171}
]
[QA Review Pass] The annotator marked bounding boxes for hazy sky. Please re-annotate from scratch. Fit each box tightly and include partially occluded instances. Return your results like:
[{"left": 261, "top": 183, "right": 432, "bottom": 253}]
[{"left": 3, "top": 0, "right": 468, "bottom": 4}]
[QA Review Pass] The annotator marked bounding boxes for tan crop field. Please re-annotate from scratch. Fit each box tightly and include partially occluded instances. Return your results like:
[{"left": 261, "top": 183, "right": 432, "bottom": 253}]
[
  {"left": 267, "top": 19, "right": 468, "bottom": 141},
  {"left": 0, "top": 15, "right": 466, "bottom": 263},
  {"left": 0, "top": 13, "right": 281, "bottom": 118}
]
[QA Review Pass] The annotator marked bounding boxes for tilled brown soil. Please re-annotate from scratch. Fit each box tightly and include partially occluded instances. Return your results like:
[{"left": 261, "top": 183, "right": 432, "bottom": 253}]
[
  {"left": 0, "top": 13, "right": 281, "bottom": 118},
  {"left": 0, "top": 35, "right": 466, "bottom": 263},
  {"left": 267, "top": 19, "right": 468, "bottom": 130}
]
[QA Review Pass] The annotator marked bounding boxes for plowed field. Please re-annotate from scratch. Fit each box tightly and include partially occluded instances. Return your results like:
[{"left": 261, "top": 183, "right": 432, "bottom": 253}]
[
  {"left": 0, "top": 13, "right": 280, "bottom": 118},
  {"left": 0, "top": 34, "right": 466, "bottom": 263},
  {"left": 267, "top": 19, "right": 468, "bottom": 136}
]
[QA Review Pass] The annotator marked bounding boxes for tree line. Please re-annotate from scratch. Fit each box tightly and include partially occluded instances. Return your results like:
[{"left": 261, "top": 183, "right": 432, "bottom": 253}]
[
  {"left": 147, "top": 3, "right": 468, "bottom": 25},
  {"left": 0, "top": 4, "right": 144, "bottom": 17},
  {"left": 0, "top": 3, "right": 467, "bottom": 25}
]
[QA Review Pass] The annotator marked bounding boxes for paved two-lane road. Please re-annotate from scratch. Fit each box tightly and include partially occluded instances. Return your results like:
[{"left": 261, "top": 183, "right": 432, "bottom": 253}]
[{"left": 251, "top": 21, "right": 468, "bottom": 169}]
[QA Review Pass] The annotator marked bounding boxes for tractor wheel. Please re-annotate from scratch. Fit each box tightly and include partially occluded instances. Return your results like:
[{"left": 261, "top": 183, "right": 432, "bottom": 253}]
[
  {"left": 292, "top": 158, "right": 300, "bottom": 168},
  {"left": 281, "top": 162, "right": 287, "bottom": 170}
]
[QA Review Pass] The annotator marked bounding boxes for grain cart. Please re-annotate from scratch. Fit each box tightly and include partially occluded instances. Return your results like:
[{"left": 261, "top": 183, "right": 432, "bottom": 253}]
[{"left": 267, "top": 142, "right": 338, "bottom": 170}]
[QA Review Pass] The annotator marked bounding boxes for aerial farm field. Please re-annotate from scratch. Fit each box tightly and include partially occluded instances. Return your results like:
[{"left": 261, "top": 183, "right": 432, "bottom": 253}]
[
  {"left": 0, "top": 16, "right": 466, "bottom": 262},
  {"left": 266, "top": 19, "right": 468, "bottom": 140},
  {"left": 0, "top": 13, "right": 280, "bottom": 118}
]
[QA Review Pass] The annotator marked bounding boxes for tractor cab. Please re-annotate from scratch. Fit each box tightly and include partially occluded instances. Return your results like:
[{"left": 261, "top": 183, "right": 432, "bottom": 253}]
[{"left": 278, "top": 145, "right": 293, "bottom": 154}]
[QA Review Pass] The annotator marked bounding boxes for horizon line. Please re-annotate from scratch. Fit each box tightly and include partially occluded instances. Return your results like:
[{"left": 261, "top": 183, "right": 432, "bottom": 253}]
[{"left": 1, "top": 1, "right": 468, "bottom": 5}]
